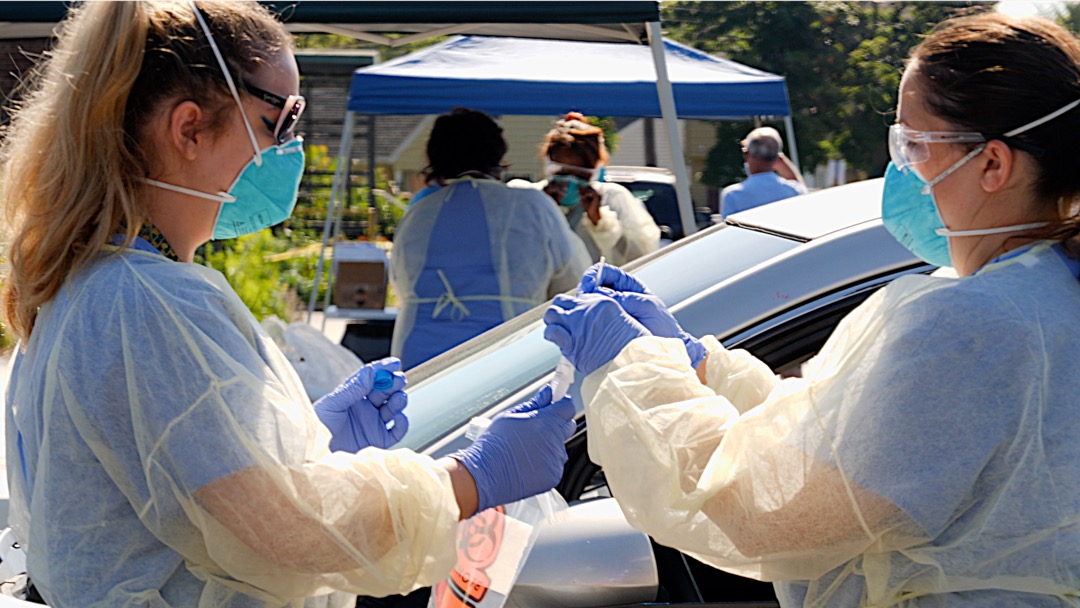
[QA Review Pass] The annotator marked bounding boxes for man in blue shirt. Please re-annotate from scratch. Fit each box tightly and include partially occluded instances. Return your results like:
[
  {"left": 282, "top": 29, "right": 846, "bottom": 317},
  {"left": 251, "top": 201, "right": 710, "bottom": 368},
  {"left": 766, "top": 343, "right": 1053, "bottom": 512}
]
[{"left": 720, "top": 126, "right": 807, "bottom": 218}]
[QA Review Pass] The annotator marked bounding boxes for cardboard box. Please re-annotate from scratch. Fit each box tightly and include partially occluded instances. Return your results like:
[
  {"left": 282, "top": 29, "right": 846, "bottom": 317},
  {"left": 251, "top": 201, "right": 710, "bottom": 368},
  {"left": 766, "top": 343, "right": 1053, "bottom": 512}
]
[{"left": 333, "top": 243, "right": 388, "bottom": 309}]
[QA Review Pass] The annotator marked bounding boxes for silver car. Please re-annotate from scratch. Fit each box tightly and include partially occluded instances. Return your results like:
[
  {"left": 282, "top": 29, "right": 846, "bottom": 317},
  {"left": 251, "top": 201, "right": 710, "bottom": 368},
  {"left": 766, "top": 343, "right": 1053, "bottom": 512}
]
[{"left": 387, "top": 176, "right": 932, "bottom": 607}]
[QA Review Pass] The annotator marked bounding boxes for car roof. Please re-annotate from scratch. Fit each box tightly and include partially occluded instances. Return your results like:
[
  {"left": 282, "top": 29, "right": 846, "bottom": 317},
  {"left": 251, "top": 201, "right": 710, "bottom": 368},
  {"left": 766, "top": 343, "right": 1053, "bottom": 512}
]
[
  {"left": 603, "top": 165, "right": 676, "bottom": 184},
  {"left": 725, "top": 177, "right": 884, "bottom": 241}
]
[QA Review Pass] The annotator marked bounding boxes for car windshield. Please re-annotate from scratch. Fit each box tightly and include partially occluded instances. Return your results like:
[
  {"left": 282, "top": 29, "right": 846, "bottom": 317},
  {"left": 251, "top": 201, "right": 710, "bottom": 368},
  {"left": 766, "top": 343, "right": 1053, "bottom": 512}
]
[
  {"left": 398, "top": 224, "right": 800, "bottom": 451},
  {"left": 622, "top": 181, "right": 682, "bottom": 233}
]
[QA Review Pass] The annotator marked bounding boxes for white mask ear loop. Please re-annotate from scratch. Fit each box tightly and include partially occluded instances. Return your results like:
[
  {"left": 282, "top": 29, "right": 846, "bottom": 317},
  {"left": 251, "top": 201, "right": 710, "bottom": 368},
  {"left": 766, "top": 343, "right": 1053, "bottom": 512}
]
[
  {"left": 189, "top": 1, "right": 263, "bottom": 167},
  {"left": 925, "top": 98, "right": 1080, "bottom": 238},
  {"left": 920, "top": 144, "right": 985, "bottom": 196},
  {"left": 139, "top": 177, "right": 236, "bottom": 203},
  {"left": 922, "top": 143, "right": 1049, "bottom": 238},
  {"left": 936, "top": 221, "right": 1049, "bottom": 237},
  {"left": 1003, "top": 98, "right": 1080, "bottom": 137}
]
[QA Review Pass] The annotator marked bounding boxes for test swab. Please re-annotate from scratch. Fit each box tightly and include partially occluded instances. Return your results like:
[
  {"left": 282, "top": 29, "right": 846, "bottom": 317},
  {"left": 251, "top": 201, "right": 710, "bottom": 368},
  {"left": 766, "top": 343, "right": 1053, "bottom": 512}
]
[{"left": 550, "top": 257, "right": 605, "bottom": 401}]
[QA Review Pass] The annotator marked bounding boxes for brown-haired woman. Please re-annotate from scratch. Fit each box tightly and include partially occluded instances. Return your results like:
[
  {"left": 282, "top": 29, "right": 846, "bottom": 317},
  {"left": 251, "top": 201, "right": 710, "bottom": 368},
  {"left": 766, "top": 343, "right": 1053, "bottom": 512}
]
[
  {"left": 542, "top": 12, "right": 1080, "bottom": 606},
  {"left": 0, "top": 3, "right": 574, "bottom": 605},
  {"left": 510, "top": 112, "right": 661, "bottom": 265}
]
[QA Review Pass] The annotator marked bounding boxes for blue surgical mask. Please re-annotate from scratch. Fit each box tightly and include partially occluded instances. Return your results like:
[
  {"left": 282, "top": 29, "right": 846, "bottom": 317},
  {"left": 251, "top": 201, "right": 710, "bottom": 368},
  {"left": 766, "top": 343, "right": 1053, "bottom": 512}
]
[
  {"left": 140, "top": 2, "right": 305, "bottom": 240},
  {"left": 882, "top": 154, "right": 1049, "bottom": 267},
  {"left": 881, "top": 162, "right": 953, "bottom": 267}
]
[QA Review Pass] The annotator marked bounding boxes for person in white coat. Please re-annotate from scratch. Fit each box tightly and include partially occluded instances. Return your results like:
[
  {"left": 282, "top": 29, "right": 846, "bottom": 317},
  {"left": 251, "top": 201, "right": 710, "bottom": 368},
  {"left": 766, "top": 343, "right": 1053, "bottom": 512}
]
[
  {"left": 543, "top": 13, "right": 1080, "bottom": 607},
  {"left": 0, "top": 4, "right": 575, "bottom": 606},
  {"left": 510, "top": 113, "right": 661, "bottom": 266},
  {"left": 390, "top": 108, "right": 591, "bottom": 369}
]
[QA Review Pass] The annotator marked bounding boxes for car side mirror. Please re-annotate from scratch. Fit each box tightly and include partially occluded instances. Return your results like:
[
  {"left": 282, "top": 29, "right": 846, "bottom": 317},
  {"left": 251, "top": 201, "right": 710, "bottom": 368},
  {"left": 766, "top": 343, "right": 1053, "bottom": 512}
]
[{"left": 508, "top": 498, "right": 657, "bottom": 606}]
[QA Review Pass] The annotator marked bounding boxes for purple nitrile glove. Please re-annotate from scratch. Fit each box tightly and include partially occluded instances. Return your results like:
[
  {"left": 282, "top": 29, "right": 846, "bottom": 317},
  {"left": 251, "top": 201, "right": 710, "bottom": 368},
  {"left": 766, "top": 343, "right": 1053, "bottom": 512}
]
[
  {"left": 314, "top": 357, "right": 409, "bottom": 452},
  {"left": 451, "top": 385, "right": 576, "bottom": 515},
  {"left": 578, "top": 263, "right": 706, "bottom": 369},
  {"left": 577, "top": 262, "right": 648, "bottom": 295},
  {"left": 609, "top": 292, "right": 707, "bottom": 369},
  {"left": 543, "top": 292, "right": 651, "bottom": 376}
]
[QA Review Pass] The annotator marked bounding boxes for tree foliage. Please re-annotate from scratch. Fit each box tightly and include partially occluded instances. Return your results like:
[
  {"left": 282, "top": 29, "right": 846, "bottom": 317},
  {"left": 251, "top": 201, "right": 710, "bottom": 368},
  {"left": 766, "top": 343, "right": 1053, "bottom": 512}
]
[
  {"left": 294, "top": 33, "right": 448, "bottom": 62},
  {"left": 1043, "top": 1, "right": 1080, "bottom": 34},
  {"left": 663, "top": 1, "right": 994, "bottom": 186}
]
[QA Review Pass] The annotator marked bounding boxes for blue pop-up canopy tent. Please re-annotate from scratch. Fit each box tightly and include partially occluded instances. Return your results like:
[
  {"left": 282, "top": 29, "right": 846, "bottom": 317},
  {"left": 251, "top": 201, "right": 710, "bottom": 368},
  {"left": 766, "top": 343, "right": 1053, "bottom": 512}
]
[
  {"left": 324, "top": 36, "right": 797, "bottom": 286},
  {"left": 348, "top": 35, "right": 793, "bottom": 122}
]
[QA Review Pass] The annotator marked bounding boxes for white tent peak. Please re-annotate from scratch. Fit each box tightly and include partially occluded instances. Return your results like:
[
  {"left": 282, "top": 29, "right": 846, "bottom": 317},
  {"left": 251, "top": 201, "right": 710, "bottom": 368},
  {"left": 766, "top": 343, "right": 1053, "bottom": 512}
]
[{"left": 369, "top": 35, "right": 783, "bottom": 85}]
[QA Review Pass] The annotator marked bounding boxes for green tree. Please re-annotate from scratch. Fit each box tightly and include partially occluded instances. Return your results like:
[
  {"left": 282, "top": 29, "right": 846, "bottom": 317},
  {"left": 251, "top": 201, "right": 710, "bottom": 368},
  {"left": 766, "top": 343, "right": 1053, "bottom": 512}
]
[
  {"left": 199, "top": 231, "right": 296, "bottom": 322},
  {"left": 663, "top": 1, "right": 992, "bottom": 184},
  {"left": 586, "top": 115, "right": 620, "bottom": 154},
  {"left": 1043, "top": 1, "right": 1080, "bottom": 33},
  {"left": 294, "top": 33, "right": 446, "bottom": 62}
]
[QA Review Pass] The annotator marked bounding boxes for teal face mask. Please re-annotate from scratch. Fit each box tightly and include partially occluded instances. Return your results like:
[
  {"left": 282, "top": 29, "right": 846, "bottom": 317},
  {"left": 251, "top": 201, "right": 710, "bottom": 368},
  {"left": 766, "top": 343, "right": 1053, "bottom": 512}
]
[
  {"left": 882, "top": 157, "right": 1049, "bottom": 268},
  {"left": 551, "top": 174, "right": 589, "bottom": 207},
  {"left": 883, "top": 97, "right": 1080, "bottom": 267},
  {"left": 212, "top": 139, "right": 305, "bottom": 239},
  {"left": 881, "top": 162, "right": 952, "bottom": 267}
]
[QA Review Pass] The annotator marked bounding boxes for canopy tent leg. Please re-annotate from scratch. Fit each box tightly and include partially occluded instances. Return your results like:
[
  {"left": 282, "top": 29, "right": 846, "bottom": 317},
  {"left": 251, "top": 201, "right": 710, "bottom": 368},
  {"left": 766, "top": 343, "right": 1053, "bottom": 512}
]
[
  {"left": 367, "top": 114, "right": 377, "bottom": 209},
  {"left": 647, "top": 21, "right": 697, "bottom": 238},
  {"left": 307, "top": 110, "right": 357, "bottom": 324},
  {"left": 783, "top": 115, "right": 801, "bottom": 176}
]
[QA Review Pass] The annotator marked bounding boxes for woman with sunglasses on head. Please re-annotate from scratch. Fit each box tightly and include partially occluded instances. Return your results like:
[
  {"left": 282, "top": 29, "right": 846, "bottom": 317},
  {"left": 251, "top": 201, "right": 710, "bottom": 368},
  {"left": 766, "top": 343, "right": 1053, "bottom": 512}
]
[
  {"left": 509, "top": 113, "right": 660, "bottom": 266},
  {"left": 0, "top": 3, "right": 575, "bottom": 606},
  {"left": 542, "top": 13, "right": 1080, "bottom": 607}
]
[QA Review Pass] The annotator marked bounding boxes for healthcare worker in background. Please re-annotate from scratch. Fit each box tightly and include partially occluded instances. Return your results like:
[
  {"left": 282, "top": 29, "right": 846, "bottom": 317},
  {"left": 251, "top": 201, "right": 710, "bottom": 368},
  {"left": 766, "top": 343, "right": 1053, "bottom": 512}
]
[
  {"left": 0, "top": 3, "right": 574, "bottom": 606},
  {"left": 509, "top": 113, "right": 661, "bottom": 266},
  {"left": 390, "top": 108, "right": 591, "bottom": 369},
  {"left": 543, "top": 13, "right": 1080, "bottom": 607}
]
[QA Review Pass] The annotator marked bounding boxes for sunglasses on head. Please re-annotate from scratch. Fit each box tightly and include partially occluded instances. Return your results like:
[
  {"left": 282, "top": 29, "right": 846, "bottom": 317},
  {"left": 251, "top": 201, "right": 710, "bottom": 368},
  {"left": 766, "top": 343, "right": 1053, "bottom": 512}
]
[{"left": 242, "top": 82, "right": 306, "bottom": 145}]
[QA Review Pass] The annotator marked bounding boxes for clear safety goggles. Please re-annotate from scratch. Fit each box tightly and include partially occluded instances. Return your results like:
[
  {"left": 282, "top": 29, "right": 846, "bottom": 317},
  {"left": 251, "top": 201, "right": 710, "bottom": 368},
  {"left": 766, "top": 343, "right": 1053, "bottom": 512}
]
[
  {"left": 888, "top": 124, "right": 986, "bottom": 171},
  {"left": 545, "top": 161, "right": 599, "bottom": 181}
]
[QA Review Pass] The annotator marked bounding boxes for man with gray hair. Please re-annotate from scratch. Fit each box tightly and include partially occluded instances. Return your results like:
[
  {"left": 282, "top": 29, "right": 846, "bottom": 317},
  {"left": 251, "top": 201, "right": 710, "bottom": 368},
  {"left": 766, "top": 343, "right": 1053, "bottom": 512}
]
[{"left": 720, "top": 126, "right": 807, "bottom": 218}]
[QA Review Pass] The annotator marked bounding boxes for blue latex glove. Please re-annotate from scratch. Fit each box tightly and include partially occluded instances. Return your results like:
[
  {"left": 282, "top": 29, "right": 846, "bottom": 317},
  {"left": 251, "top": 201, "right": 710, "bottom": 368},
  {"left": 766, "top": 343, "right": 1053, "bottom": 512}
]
[
  {"left": 611, "top": 292, "right": 707, "bottom": 369},
  {"left": 578, "top": 262, "right": 649, "bottom": 295},
  {"left": 452, "top": 385, "right": 576, "bottom": 514},
  {"left": 543, "top": 293, "right": 650, "bottom": 376},
  {"left": 314, "top": 357, "right": 409, "bottom": 452},
  {"left": 578, "top": 263, "right": 706, "bottom": 369}
]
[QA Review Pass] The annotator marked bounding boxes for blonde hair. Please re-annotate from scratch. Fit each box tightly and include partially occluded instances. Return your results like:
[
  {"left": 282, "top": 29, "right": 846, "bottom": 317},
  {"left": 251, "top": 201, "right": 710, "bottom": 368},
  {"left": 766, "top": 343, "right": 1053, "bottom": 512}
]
[{"left": 1, "top": 1, "right": 290, "bottom": 341}]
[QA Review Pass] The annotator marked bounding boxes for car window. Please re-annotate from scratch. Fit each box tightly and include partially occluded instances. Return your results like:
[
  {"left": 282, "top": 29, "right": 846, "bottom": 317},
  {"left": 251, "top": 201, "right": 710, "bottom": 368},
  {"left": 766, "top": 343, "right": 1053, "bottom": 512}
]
[{"left": 617, "top": 180, "right": 682, "bottom": 234}]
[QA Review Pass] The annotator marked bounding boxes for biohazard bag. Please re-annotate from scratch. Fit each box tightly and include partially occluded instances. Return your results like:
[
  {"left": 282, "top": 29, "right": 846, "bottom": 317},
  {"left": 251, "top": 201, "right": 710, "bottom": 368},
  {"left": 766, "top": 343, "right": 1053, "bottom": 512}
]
[
  {"left": 261, "top": 316, "right": 362, "bottom": 400},
  {"left": 429, "top": 419, "right": 568, "bottom": 608}
]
